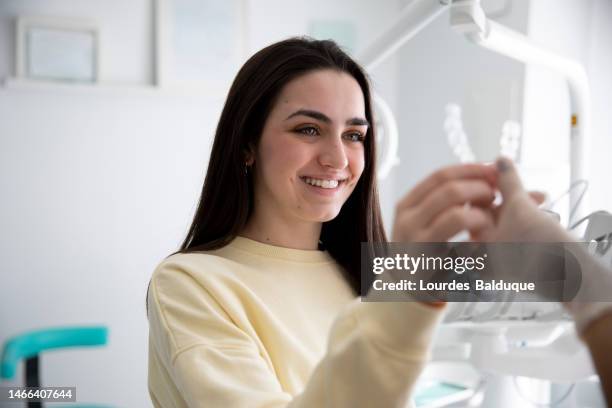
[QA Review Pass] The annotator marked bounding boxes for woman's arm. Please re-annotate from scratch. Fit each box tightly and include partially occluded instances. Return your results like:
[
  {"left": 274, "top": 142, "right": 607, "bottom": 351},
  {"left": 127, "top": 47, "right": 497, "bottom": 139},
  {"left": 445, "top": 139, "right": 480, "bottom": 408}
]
[{"left": 148, "top": 259, "right": 445, "bottom": 407}]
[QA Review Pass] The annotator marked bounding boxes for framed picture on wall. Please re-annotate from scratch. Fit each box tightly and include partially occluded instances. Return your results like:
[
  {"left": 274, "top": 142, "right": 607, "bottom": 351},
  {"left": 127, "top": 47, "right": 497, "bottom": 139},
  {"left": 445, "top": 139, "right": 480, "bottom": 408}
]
[
  {"left": 16, "top": 16, "right": 99, "bottom": 83},
  {"left": 154, "top": 0, "right": 246, "bottom": 91}
]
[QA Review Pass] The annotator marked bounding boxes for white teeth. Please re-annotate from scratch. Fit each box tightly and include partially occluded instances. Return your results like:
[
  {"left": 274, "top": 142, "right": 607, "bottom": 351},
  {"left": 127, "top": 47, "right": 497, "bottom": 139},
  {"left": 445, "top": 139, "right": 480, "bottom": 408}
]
[{"left": 303, "top": 177, "right": 341, "bottom": 189}]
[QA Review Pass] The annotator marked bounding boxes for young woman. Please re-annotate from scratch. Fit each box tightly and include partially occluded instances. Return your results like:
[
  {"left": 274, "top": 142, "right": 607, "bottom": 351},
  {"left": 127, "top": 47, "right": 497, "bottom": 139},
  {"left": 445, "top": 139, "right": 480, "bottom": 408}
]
[{"left": 146, "top": 37, "right": 498, "bottom": 407}]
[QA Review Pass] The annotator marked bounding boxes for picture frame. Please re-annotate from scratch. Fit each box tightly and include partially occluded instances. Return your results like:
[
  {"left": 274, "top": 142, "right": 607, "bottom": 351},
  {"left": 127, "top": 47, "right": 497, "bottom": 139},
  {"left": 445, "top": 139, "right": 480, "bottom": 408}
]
[
  {"left": 16, "top": 16, "right": 99, "bottom": 83},
  {"left": 154, "top": 0, "right": 246, "bottom": 91}
]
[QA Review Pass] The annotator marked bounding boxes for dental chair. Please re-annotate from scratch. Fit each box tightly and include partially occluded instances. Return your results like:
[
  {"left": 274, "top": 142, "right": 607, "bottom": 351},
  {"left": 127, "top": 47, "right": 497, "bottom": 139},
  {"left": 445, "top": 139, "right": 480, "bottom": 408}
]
[{"left": 1, "top": 326, "right": 113, "bottom": 408}]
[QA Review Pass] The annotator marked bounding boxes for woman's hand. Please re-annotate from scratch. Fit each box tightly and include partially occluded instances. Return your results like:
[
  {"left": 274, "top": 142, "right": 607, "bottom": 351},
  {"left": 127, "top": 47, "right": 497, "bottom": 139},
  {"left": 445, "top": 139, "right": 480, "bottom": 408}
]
[{"left": 392, "top": 164, "right": 498, "bottom": 242}]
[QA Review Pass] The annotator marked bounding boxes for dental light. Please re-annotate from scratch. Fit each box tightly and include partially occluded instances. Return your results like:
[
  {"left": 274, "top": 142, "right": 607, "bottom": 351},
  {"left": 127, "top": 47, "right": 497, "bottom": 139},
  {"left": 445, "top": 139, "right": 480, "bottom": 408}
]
[{"left": 358, "top": 0, "right": 591, "bottom": 219}]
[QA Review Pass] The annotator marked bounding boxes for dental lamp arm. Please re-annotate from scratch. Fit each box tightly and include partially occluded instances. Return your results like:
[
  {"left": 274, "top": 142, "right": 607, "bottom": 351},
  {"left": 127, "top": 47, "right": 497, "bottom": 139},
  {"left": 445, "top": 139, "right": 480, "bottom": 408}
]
[
  {"left": 450, "top": 0, "right": 591, "bottom": 219},
  {"left": 357, "top": 0, "right": 450, "bottom": 71}
]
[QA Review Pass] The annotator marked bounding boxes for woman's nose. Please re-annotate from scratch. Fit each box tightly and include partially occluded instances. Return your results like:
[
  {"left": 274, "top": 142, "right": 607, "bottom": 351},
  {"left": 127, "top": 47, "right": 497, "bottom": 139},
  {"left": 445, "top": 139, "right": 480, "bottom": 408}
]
[{"left": 318, "top": 136, "right": 349, "bottom": 169}]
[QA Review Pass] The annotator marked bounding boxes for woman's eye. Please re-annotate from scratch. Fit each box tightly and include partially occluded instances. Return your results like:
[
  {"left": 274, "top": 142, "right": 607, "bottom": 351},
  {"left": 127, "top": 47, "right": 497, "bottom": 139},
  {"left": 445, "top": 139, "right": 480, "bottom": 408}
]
[
  {"left": 296, "top": 126, "right": 319, "bottom": 136},
  {"left": 344, "top": 132, "right": 365, "bottom": 142}
]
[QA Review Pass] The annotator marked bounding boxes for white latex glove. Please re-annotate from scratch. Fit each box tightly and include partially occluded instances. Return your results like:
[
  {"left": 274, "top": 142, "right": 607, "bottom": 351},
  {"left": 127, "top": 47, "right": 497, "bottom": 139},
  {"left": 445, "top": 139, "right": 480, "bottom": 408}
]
[{"left": 485, "top": 157, "right": 612, "bottom": 336}]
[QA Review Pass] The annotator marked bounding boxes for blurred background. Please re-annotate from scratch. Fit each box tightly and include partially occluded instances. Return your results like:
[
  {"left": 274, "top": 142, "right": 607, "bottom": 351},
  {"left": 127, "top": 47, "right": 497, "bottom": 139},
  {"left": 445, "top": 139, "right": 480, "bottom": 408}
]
[{"left": 1, "top": 0, "right": 611, "bottom": 406}]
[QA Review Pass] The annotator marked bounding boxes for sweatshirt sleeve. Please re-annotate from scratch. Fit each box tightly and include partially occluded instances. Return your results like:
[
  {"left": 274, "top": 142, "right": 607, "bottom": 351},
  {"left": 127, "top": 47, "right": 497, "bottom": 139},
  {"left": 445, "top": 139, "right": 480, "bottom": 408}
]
[{"left": 147, "top": 258, "right": 445, "bottom": 408}]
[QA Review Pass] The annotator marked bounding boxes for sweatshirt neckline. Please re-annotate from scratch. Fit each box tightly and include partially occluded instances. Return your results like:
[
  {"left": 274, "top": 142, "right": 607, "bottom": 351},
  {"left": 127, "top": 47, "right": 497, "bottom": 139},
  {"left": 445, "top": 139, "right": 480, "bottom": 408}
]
[{"left": 229, "top": 236, "right": 333, "bottom": 263}]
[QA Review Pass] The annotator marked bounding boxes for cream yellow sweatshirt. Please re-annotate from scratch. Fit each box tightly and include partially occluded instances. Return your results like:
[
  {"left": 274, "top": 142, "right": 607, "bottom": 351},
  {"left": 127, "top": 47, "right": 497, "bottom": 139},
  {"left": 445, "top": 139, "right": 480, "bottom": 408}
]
[{"left": 147, "top": 236, "right": 445, "bottom": 407}]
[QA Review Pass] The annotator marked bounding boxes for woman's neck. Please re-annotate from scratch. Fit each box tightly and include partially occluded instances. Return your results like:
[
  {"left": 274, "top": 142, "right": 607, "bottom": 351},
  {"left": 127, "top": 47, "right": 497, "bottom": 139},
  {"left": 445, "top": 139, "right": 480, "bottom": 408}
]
[{"left": 240, "top": 213, "right": 322, "bottom": 250}]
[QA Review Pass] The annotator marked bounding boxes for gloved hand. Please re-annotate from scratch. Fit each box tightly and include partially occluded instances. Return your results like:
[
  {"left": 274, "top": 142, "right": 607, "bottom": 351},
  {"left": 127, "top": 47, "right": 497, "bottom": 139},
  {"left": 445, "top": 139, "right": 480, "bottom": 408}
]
[
  {"left": 483, "top": 157, "right": 612, "bottom": 336},
  {"left": 475, "top": 157, "right": 564, "bottom": 243}
]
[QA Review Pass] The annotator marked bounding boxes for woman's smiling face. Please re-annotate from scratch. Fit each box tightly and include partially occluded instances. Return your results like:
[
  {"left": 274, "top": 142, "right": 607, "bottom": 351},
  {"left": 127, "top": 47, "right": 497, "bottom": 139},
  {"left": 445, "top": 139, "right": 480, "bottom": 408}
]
[{"left": 249, "top": 69, "right": 368, "bottom": 224}]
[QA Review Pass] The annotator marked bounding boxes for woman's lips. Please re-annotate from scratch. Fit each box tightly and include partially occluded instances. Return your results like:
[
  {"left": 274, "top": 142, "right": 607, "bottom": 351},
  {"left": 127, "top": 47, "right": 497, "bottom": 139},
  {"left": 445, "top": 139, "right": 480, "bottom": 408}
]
[{"left": 299, "top": 177, "right": 345, "bottom": 196}]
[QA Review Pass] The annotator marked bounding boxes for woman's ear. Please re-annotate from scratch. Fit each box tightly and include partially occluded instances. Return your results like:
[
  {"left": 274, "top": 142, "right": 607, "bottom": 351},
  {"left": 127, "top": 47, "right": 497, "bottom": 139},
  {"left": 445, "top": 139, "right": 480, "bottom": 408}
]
[{"left": 244, "top": 143, "right": 256, "bottom": 166}]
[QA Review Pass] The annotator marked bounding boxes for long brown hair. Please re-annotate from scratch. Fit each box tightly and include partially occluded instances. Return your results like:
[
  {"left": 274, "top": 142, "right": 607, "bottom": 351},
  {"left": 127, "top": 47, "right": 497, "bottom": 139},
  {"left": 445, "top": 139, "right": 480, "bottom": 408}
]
[{"left": 165, "top": 38, "right": 386, "bottom": 299}]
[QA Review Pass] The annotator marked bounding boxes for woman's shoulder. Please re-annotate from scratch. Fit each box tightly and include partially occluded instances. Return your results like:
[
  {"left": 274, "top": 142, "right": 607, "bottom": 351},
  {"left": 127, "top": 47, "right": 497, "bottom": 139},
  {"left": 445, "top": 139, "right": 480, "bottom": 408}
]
[
  {"left": 152, "top": 249, "right": 240, "bottom": 284},
  {"left": 148, "top": 250, "right": 249, "bottom": 317}
]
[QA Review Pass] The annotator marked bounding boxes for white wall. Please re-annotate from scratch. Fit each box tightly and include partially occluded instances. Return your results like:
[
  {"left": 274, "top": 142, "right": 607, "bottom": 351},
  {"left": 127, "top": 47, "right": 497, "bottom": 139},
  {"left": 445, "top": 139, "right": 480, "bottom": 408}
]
[
  {"left": 0, "top": 86, "right": 220, "bottom": 407},
  {"left": 0, "top": 1, "right": 401, "bottom": 407}
]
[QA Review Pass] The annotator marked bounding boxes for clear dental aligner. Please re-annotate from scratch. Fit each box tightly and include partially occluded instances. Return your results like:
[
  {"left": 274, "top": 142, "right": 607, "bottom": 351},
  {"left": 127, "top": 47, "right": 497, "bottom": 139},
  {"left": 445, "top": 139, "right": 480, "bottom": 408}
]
[
  {"left": 444, "top": 103, "right": 475, "bottom": 163},
  {"left": 499, "top": 120, "right": 521, "bottom": 161},
  {"left": 443, "top": 103, "right": 522, "bottom": 163}
]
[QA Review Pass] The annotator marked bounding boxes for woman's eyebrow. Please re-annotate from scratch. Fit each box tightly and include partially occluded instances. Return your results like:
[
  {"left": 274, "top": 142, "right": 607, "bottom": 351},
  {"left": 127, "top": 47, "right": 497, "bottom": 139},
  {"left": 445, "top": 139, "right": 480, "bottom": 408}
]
[
  {"left": 285, "top": 109, "right": 369, "bottom": 127},
  {"left": 347, "top": 117, "right": 369, "bottom": 127}
]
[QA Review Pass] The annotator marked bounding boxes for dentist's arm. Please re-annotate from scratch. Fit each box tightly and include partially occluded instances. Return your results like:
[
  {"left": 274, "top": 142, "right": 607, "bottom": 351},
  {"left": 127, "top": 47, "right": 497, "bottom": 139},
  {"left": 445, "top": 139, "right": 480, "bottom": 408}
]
[
  {"left": 582, "top": 313, "right": 612, "bottom": 405},
  {"left": 487, "top": 157, "right": 612, "bottom": 405}
]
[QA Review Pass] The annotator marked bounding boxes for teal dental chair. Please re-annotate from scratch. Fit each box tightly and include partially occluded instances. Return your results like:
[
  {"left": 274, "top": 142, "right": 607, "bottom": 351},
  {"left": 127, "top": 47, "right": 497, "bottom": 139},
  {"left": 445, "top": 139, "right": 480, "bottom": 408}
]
[{"left": 1, "top": 326, "right": 113, "bottom": 408}]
